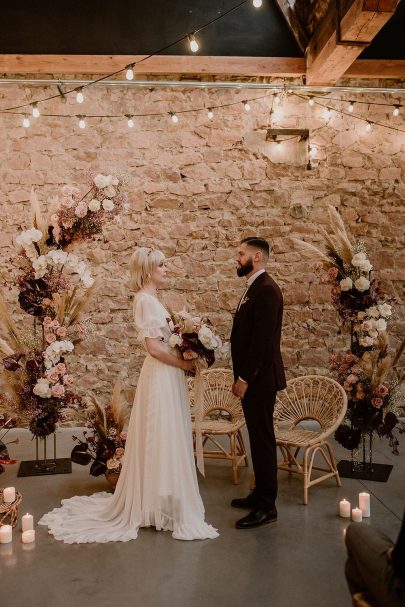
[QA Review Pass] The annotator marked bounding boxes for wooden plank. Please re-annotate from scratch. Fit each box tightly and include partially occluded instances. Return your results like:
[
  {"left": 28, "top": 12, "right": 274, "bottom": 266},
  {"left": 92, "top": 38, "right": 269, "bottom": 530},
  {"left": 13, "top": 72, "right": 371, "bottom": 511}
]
[
  {"left": 0, "top": 54, "right": 305, "bottom": 77},
  {"left": 306, "top": 0, "right": 400, "bottom": 85},
  {"left": 345, "top": 59, "right": 405, "bottom": 77},
  {"left": 273, "top": 0, "right": 308, "bottom": 52}
]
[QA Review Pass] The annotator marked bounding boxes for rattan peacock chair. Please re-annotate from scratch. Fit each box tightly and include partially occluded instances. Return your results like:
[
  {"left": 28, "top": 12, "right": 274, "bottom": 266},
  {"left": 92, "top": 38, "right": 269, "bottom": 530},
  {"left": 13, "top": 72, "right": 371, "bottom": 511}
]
[
  {"left": 274, "top": 375, "right": 347, "bottom": 504},
  {"left": 188, "top": 368, "right": 248, "bottom": 484}
]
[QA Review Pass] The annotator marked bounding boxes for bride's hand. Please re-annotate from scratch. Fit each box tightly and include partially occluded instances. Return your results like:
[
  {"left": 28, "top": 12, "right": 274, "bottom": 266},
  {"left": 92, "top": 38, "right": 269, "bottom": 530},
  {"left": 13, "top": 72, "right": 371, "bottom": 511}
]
[{"left": 182, "top": 359, "right": 196, "bottom": 373}]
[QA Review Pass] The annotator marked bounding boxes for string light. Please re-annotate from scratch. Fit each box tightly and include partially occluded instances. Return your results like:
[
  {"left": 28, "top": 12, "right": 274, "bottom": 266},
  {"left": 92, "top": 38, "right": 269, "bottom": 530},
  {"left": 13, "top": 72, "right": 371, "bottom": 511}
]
[
  {"left": 366, "top": 122, "right": 372, "bottom": 132},
  {"left": 309, "top": 146, "right": 317, "bottom": 157},
  {"left": 243, "top": 101, "right": 251, "bottom": 112},
  {"left": 126, "top": 115, "right": 134, "bottom": 128},
  {"left": 274, "top": 93, "right": 281, "bottom": 105},
  {"left": 324, "top": 107, "right": 332, "bottom": 119},
  {"left": 253, "top": 0, "right": 263, "bottom": 7},
  {"left": 348, "top": 101, "right": 354, "bottom": 113},
  {"left": 78, "top": 115, "right": 86, "bottom": 129},
  {"left": 207, "top": 108, "right": 214, "bottom": 120},
  {"left": 187, "top": 33, "right": 199, "bottom": 53},
  {"left": 31, "top": 103, "right": 40, "bottom": 118},
  {"left": 76, "top": 88, "right": 84, "bottom": 104},
  {"left": 125, "top": 65, "right": 135, "bottom": 81},
  {"left": 308, "top": 97, "right": 315, "bottom": 107},
  {"left": 169, "top": 112, "right": 178, "bottom": 123},
  {"left": 22, "top": 116, "right": 30, "bottom": 128},
  {"left": 393, "top": 105, "right": 400, "bottom": 117}
]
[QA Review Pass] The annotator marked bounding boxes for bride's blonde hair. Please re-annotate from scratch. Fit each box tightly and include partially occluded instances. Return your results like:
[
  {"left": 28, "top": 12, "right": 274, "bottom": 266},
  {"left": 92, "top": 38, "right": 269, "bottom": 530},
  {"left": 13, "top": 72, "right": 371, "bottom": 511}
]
[{"left": 129, "top": 247, "right": 165, "bottom": 291}]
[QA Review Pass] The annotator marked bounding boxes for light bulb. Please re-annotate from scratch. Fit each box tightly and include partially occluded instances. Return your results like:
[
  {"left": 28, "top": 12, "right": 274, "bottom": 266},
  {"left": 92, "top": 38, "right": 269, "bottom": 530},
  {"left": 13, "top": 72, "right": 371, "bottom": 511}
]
[
  {"left": 348, "top": 102, "right": 354, "bottom": 113},
  {"left": 22, "top": 116, "right": 30, "bottom": 128},
  {"left": 78, "top": 117, "right": 86, "bottom": 129},
  {"left": 365, "top": 122, "right": 372, "bottom": 132},
  {"left": 170, "top": 112, "right": 178, "bottom": 123},
  {"left": 253, "top": 0, "right": 263, "bottom": 7},
  {"left": 274, "top": 94, "right": 281, "bottom": 105},
  {"left": 309, "top": 146, "right": 317, "bottom": 157},
  {"left": 126, "top": 66, "right": 134, "bottom": 80},
  {"left": 207, "top": 109, "right": 214, "bottom": 120},
  {"left": 393, "top": 105, "right": 400, "bottom": 117},
  {"left": 244, "top": 102, "right": 251, "bottom": 112},
  {"left": 188, "top": 34, "right": 199, "bottom": 53},
  {"left": 32, "top": 103, "right": 40, "bottom": 118},
  {"left": 127, "top": 117, "right": 134, "bottom": 128},
  {"left": 76, "top": 89, "right": 84, "bottom": 104},
  {"left": 324, "top": 107, "right": 332, "bottom": 119},
  {"left": 308, "top": 97, "right": 314, "bottom": 107}
]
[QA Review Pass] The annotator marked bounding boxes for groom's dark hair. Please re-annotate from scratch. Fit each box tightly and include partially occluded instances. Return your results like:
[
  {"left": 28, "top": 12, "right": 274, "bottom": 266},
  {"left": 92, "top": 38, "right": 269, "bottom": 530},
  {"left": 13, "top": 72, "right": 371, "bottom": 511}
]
[{"left": 241, "top": 237, "right": 270, "bottom": 261}]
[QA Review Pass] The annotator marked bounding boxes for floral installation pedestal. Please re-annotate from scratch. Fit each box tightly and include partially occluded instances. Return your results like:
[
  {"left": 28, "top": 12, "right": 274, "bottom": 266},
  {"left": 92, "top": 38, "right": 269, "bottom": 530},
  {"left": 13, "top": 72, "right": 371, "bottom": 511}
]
[
  {"left": 337, "top": 430, "right": 393, "bottom": 482},
  {"left": 105, "top": 470, "right": 120, "bottom": 491},
  {"left": 17, "top": 433, "right": 72, "bottom": 477}
]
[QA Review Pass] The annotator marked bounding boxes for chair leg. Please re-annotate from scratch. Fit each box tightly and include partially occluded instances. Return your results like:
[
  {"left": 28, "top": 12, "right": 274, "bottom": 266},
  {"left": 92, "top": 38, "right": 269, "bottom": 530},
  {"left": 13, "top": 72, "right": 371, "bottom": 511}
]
[
  {"left": 303, "top": 447, "right": 309, "bottom": 505},
  {"left": 325, "top": 441, "right": 341, "bottom": 487},
  {"left": 230, "top": 433, "right": 239, "bottom": 485}
]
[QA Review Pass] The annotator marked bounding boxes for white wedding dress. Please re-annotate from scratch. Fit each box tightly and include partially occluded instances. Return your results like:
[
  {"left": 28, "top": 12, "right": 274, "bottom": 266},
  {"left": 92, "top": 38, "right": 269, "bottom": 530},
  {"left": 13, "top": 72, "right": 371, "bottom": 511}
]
[{"left": 38, "top": 292, "right": 218, "bottom": 543}]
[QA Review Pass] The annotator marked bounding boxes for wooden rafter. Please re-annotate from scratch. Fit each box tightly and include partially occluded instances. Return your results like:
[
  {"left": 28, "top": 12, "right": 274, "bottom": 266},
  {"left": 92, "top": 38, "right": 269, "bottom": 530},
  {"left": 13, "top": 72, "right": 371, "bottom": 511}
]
[
  {"left": 306, "top": 0, "right": 401, "bottom": 85},
  {"left": 273, "top": 0, "right": 308, "bottom": 53}
]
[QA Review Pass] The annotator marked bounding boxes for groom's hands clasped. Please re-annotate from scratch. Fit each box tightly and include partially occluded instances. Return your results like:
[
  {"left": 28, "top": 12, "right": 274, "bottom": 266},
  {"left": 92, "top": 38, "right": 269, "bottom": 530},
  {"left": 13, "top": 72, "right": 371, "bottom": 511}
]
[{"left": 232, "top": 378, "right": 248, "bottom": 399}]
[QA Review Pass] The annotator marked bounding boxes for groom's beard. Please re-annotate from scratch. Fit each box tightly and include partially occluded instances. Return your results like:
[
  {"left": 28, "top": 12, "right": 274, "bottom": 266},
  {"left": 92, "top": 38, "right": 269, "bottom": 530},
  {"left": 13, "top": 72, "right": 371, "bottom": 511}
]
[{"left": 236, "top": 258, "right": 254, "bottom": 277}]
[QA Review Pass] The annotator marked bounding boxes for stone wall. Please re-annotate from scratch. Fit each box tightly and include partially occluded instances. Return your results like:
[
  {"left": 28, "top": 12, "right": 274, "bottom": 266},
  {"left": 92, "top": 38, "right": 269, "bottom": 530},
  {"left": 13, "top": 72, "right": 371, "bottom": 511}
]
[{"left": 0, "top": 81, "right": 404, "bottom": 409}]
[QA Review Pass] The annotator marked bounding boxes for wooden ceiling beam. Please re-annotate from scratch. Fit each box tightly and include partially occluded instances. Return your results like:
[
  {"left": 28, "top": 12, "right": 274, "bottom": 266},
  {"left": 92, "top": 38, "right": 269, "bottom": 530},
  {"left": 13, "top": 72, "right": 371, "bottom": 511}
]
[
  {"left": 0, "top": 54, "right": 305, "bottom": 77},
  {"left": 306, "top": 0, "right": 401, "bottom": 85},
  {"left": 273, "top": 0, "right": 308, "bottom": 53}
]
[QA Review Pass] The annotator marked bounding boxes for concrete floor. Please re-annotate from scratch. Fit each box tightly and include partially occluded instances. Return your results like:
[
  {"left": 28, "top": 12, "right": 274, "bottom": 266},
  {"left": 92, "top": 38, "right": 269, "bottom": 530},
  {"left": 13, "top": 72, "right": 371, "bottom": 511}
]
[{"left": 1, "top": 427, "right": 404, "bottom": 607}]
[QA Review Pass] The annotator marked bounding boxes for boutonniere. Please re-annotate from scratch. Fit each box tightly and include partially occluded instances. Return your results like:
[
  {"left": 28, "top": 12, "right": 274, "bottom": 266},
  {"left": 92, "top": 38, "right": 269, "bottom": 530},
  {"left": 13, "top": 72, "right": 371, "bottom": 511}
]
[{"left": 240, "top": 296, "right": 249, "bottom": 307}]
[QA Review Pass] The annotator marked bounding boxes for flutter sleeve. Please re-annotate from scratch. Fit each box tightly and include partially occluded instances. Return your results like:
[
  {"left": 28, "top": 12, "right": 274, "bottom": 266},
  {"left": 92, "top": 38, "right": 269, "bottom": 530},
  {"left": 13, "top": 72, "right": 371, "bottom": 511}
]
[{"left": 133, "top": 294, "right": 168, "bottom": 342}]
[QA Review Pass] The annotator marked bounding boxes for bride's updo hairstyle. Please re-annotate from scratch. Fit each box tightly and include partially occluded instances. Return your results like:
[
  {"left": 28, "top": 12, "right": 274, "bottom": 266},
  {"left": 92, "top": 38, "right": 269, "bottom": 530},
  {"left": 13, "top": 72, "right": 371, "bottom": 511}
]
[{"left": 129, "top": 247, "right": 165, "bottom": 291}]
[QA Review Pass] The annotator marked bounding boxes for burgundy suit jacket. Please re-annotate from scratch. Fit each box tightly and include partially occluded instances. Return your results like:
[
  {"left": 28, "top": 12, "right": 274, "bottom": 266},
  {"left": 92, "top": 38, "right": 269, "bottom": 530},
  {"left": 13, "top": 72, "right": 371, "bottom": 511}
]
[{"left": 231, "top": 271, "right": 286, "bottom": 393}]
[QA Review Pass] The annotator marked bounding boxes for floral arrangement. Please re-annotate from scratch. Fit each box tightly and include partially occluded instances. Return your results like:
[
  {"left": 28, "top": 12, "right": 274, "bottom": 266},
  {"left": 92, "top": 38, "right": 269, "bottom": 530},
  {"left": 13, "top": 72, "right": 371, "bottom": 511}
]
[
  {"left": 296, "top": 205, "right": 404, "bottom": 453},
  {"left": 0, "top": 412, "right": 18, "bottom": 475},
  {"left": 0, "top": 173, "right": 127, "bottom": 438},
  {"left": 71, "top": 377, "right": 128, "bottom": 477},
  {"left": 168, "top": 310, "right": 223, "bottom": 368}
]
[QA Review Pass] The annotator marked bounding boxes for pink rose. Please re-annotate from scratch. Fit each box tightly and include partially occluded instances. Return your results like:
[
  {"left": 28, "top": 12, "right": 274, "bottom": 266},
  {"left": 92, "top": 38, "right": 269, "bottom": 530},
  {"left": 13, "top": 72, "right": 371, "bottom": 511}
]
[
  {"left": 314, "top": 262, "right": 323, "bottom": 273},
  {"left": 45, "top": 333, "right": 57, "bottom": 344},
  {"left": 340, "top": 363, "right": 349, "bottom": 372},
  {"left": 328, "top": 267, "right": 339, "bottom": 279},
  {"left": 183, "top": 349, "right": 198, "bottom": 360},
  {"left": 347, "top": 374, "right": 359, "bottom": 384},
  {"left": 371, "top": 397, "right": 383, "bottom": 408},
  {"left": 43, "top": 316, "right": 53, "bottom": 328},
  {"left": 345, "top": 354, "right": 357, "bottom": 364},
  {"left": 63, "top": 374, "right": 74, "bottom": 385},
  {"left": 56, "top": 327, "right": 67, "bottom": 338},
  {"left": 47, "top": 372, "right": 59, "bottom": 384},
  {"left": 50, "top": 319, "right": 60, "bottom": 329},
  {"left": 115, "top": 447, "right": 125, "bottom": 457},
  {"left": 375, "top": 384, "right": 389, "bottom": 397},
  {"left": 343, "top": 382, "right": 352, "bottom": 391},
  {"left": 74, "top": 203, "right": 88, "bottom": 218},
  {"left": 55, "top": 363, "right": 66, "bottom": 375},
  {"left": 119, "top": 431, "right": 127, "bottom": 441},
  {"left": 51, "top": 383, "right": 65, "bottom": 398}
]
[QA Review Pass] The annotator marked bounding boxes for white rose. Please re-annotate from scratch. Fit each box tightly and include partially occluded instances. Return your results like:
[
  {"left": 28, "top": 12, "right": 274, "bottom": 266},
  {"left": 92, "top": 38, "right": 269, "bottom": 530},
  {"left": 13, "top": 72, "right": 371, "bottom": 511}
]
[
  {"left": 103, "top": 185, "right": 116, "bottom": 198},
  {"left": 354, "top": 276, "right": 370, "bottom": 292},
  {"left": 351, "top": 252, "right": 367, "bottom": 267},
  {"left": 367, "top": 306, "right": 379, "bottom": 318},
  {"left": 359, "top": 336, "right": 374, "bottom": 347},
  {"left": 169, "top": 334, "right": 183, "bottom": 348},
  {"left": 102, "top": 199, "right": 114, "bottom": 212},
  {"left": 47, "top": 250, "right": 68, "bottom": 266},
  {"left": 16, "top": 228, "right": 43, "bottom": 248},
  {"left": 74, "top": 203, "right": 88, "bottom": 218},
  {"left": 62, "top": 340, "right": 74, "bottom": 352},
  {"left": 375, "top": 318, "right": 387, "bottom": 332},
  {"left": 33, "top": 378, "right": 51, "bottom": 398},
  {"left": 88, "top": 198, "right": 101, "bottom": 212},
  {"left": 32, "top": 255, "right": 49, "bottom": 278},
  {"left": 359, "top": 260, "right": 373, "bottom": 273},
  {"left": 82, "top": 273, "right": 94, "bottom": 288},
  {"left": 112, "top": 177, "right": 119, "bottom": 186},
  {"left": 340, "top": 277, "right": 353, "bottom": 291},
  {"left": 198, "top": 326, "right": 215, "bottom": 349},
  {"left": 378, "top": 303, "right": 392, "bottom": 318},
  {"left": 94, "top": 174, "right": 111, "bottom": 189}
]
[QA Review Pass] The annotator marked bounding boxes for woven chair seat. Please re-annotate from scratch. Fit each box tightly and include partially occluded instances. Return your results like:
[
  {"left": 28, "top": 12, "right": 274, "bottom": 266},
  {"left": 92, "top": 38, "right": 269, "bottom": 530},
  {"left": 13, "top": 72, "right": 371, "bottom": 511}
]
[
  {"left": 276, "top": 427, "right": 324, "bottom": 447},
  {"left": 274, "top": 375, "right": 347, "bottom": 504},
  {"left": 188, "top": 368, "right": 248, "bottom": 484}
]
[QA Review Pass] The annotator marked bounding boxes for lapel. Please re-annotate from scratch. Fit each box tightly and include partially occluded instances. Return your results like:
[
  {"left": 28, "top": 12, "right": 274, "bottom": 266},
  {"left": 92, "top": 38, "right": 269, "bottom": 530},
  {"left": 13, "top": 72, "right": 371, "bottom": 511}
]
[{"left": 232, "top": 272, "right": 267, "bottom": 330}]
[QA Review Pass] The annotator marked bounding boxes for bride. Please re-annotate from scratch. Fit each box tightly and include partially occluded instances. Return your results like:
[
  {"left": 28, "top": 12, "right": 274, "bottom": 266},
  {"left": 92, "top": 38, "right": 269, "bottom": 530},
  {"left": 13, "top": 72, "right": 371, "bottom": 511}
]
[{"left": 39, "top": 247, "right": 218, "bottom": 542}]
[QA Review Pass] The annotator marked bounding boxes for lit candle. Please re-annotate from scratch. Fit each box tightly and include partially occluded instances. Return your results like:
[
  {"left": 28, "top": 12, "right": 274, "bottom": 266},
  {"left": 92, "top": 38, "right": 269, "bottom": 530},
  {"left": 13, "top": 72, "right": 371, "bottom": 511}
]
[
  {"left": 3, "top": 487, "right": 16, "bottom": 503},
  {"left": 339, "top": 499, "right": 351, "bottom": 518},
  {"left": 22, "top": 513, "right": 34, "bottom": 532},
  {"left": 359, "top": 492, "right": 370, "bottom": 517},
  {"left": 352, "top": 507, "right": 363, "bottom": 522},
  {"left": 0, "top": 525, "right": 13, "bottom": 544},
  {"left": 22, "top": 530, "right": 35, "bottom": 544}
]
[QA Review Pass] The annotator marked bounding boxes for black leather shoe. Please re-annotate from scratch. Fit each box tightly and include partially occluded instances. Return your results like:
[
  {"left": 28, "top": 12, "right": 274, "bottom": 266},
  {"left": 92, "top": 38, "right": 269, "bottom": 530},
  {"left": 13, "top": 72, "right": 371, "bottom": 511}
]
[
  {"left": 231, "top": 493, "right": 259, "bottom": 509},
  {"left": 235, "top": 507, "right": 278, "bottom": 529}
]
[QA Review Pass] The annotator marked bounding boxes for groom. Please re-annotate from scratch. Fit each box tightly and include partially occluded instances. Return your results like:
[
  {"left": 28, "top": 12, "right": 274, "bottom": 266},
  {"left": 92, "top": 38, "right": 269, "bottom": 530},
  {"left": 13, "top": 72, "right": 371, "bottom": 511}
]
[{"left": 231, "top": 236, "right": 286, "bottom": 529}]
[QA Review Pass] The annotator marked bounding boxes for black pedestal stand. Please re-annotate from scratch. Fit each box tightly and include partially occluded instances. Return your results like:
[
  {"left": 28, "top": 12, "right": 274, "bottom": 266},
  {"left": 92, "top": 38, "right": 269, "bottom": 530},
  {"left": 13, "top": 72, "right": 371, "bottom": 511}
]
[{"left": 17, "top": 433, "right": 72, "bottom": 477}]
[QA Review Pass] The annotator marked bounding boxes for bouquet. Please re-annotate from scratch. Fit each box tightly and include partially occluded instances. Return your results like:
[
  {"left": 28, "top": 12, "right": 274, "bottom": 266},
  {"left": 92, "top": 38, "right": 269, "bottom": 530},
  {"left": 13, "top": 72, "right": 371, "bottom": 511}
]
[
  {"left": 71, "top": 377, "right": 128, "bottom": 477},
  {"left": 0, "top": 173, "right": 126, "bottom": 438},
  {"left": 168, "top": 310, "right": 223, "bottom": 369}
]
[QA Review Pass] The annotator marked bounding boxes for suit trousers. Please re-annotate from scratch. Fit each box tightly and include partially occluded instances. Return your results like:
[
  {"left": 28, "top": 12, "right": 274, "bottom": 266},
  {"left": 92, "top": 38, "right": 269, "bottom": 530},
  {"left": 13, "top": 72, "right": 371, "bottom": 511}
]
[
  {"left": 345, "top": 523, "right": 405, "bottom": 607},
  {"left": 242, "top": 384, "right": 277, "bottom": 510}
]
